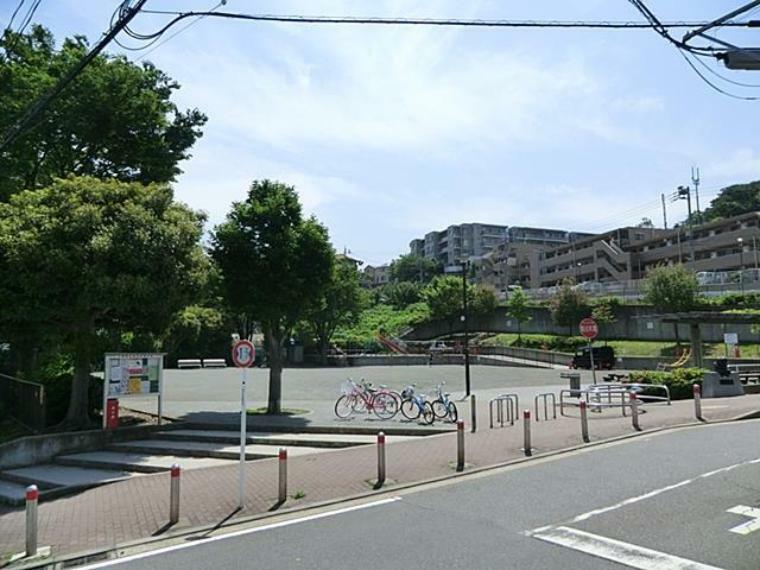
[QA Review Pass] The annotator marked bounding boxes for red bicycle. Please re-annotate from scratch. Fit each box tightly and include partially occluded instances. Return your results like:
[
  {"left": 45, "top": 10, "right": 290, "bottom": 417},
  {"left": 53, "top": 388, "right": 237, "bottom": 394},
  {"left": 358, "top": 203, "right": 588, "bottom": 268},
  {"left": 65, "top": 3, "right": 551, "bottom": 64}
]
[{"left": 334, "top": 379, "right": 399, "bottom": 419}]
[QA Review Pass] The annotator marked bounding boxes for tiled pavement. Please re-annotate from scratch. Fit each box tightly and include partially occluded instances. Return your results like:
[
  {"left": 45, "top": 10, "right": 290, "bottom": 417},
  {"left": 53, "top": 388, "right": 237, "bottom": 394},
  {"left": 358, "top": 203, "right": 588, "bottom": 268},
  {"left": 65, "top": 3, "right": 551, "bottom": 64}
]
[{"left": 1, "top": 394, "right": 759, "bottom": 561}]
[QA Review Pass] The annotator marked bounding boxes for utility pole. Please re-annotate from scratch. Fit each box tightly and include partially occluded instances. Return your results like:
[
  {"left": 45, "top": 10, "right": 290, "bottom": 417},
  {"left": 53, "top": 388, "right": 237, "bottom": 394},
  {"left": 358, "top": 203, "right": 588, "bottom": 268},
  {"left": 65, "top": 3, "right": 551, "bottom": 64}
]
[
  {"left": 661, "top": 193, "right": 668, "bottom": 229},
  {"left": 691, "top": 166, "right": 701, "bottom": 218},
  {"left": 676, "top": 186, "right": 695, "bottom": 267}
]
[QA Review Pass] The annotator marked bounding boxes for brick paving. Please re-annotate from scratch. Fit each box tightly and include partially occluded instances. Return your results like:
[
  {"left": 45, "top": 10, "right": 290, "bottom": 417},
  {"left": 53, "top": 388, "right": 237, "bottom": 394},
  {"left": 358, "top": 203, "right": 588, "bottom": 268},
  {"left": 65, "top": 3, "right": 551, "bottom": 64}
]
[{"left": 1, "top": 394, "right": 760, "bottom": 561}]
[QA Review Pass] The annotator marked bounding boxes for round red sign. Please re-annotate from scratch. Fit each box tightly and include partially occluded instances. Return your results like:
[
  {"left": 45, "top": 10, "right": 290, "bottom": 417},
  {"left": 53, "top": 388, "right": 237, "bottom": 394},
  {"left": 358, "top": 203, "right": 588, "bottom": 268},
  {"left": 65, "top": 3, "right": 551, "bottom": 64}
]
[
  {"left": 579, "top": 317, "right": 599, "bottom": 339},
  {"left": 231, "top": 339, "right": 256, "bottom": 368}
]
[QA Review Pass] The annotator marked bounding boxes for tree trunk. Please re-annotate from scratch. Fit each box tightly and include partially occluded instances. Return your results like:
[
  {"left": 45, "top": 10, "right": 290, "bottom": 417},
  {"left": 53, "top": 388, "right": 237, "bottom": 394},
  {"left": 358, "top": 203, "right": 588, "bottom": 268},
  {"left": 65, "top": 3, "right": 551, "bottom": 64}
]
[
  {"left": 63, "top": 336, "right": 93, "bottom": 429},
  {"left": 265, "top": 327, "right": 284, "bottom": 414},
  {"left": 674, "top": 322, "right": 681, "bottom": 349},
  {"left": 517, "top": 321, "right": 522, "bottom": 343},
  {"left": 318, "top": 334, "right": 329, "bottom": 366}
]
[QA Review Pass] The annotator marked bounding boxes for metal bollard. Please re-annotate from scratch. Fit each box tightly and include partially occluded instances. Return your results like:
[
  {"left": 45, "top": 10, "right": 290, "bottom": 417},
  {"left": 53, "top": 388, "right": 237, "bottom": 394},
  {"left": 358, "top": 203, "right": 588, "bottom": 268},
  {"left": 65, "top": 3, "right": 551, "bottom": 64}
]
[
  {"left": 693, "top": 384, "right": 703, "bottom": 420},
  {"left": 169, "top": 464, "right": 180, "bottom": 524},
  {"left": 470, "top": 394, "right": 477, "bottom": 433},
  {"left": 580, "top": 400, "right": 590, "bottom": 443},
  {"left": 523, "top": 410, "right": 532, "bottom": 457},
  {"left": 279, "top": 448, "right": 288, "bottom": 502},
  {"left": 629, "top": 392, "right": 640, "bottom": 431},
  {"left": 456, "top": 420, "right": 465, "bottom": 471},
  {"left": 25, "top": 485, "right": 38, "bottom": 557},
  {"left": 377, "top": 433, "right": 386, "bottom": 486}
]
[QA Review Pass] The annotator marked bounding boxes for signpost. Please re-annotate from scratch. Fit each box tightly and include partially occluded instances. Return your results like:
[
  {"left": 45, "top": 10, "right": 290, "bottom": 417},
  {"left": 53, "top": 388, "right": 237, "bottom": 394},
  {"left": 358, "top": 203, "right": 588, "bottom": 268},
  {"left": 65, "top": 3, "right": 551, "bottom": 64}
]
[
  {"left": 579, "top": 317, "right": 599, "bottom": 385},
  {"left": 232, "top": 339, "right": 255, "bottom": 509}
]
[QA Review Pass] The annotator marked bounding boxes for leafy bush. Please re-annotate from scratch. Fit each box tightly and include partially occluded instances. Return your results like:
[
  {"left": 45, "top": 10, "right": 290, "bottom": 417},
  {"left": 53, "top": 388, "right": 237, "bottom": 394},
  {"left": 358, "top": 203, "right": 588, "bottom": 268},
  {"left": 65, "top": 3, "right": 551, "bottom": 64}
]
[
  {"left": 628, "top": 368, "right": 707, "bottom": 400},
  {"left": 510, "top": 334, "right": 587, "bottom": 353}
]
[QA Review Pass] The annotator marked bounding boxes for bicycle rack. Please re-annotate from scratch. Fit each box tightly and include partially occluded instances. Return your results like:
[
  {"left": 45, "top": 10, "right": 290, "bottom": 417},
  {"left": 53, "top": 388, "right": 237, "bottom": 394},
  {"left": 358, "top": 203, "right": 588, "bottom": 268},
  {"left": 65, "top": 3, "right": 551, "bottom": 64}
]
[
  {"left": 489, "top": 394, "right": 517, "bottom": 428},
  {"left": 534, "top": 392, "right": 557, "bottom": 421}
]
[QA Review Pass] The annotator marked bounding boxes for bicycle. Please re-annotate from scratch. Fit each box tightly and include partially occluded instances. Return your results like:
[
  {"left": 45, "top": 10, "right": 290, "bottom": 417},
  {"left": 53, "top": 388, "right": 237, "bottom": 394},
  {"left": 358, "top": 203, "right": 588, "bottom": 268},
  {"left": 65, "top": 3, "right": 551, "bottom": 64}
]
[
  {"left": 334, "top": 379, "right": 399, "bottom": 420},
  {"left": 431, "top": 381, "right": 458, "bottom": 423},
  {"left": 399, "top": 385, "right": 435, "bottom": 425}
]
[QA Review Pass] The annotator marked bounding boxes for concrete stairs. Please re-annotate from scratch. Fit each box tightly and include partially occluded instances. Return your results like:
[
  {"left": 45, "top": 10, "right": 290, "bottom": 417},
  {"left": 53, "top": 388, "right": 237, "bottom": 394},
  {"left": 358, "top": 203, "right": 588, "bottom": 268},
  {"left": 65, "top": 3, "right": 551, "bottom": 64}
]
[{"left": 0, "top": 428, "right": 407, "bottom": 506}]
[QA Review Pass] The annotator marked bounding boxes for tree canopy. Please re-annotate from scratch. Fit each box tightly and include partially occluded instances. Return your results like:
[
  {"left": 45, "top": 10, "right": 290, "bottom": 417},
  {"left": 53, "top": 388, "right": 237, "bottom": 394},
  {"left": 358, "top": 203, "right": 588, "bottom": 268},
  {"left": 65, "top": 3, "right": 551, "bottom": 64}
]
[
  {"left": 420, "top": 275, "right": 498, "bottom": 322},
  {"left": 389, "top": 254, "right": 442, "bottom": 283},
  {"left": 211, "top": 180, "right": 334, "bottom": 413},
  {"left": 0, "top": 25, "right": 206, "bottom": 200},
  {"left": 0, "top": 176, "right": 207, "bottom": 426},
  {"left": 698, "top": 181, "right": 760, "bottom": 223},
  {"left": 505, "top": 288, "right": 531, "bottom": 339},
  {"left": 549, "top": 279, "right": 591, "bottom": 332}
]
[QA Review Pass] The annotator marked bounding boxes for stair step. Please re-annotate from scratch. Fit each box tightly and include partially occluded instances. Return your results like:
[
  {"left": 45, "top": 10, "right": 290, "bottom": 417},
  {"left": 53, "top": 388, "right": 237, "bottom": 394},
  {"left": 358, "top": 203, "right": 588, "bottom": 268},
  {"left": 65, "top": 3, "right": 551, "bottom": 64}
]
[
  {"left": 0, "top": 465, "right": 135, "bottom": 491},
  {"left": 56, "top": 451, "right": 235, "bottom": 473},
  {"left": 0, "top": 479, "right": 32, "bottom": 506},
  {"left": 107, "top": 439, "right": 277, "bottom": 460},
  {"left": 154, "top": 429, "right": 379, "bottom": 448}
]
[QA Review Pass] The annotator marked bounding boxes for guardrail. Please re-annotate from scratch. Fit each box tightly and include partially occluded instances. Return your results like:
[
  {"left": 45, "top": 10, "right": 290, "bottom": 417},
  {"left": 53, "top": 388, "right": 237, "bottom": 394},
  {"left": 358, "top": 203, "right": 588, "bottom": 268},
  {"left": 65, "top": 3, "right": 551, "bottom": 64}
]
[
  {"left": 476, "top": 345, "right": 573, "bottom": 367},
  {"left": 560, "top": 383, "right": 670, "bottom": 417},
  {"left": 0, "top": 373, "right": 46, "bottom": 431}
]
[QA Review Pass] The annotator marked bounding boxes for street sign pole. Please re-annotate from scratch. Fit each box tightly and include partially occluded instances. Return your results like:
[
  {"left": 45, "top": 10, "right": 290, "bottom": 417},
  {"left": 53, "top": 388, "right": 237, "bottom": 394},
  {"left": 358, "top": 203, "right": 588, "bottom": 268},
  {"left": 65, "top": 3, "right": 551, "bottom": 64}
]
[
  {"left": 579, "top": 318, "right": 599, "bottom": 385},
  {"left": 231, "top": 339, "right": 255, "bottom": 510},
  {"left": 589, "top": 339, "right": 596, "bottom": 385}
]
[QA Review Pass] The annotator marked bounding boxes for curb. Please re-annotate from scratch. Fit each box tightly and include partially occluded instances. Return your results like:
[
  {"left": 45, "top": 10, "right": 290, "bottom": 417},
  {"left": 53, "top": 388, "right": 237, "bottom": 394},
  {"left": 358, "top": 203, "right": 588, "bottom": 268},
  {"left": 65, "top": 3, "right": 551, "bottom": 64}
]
[{"left": 7, "top": 408, "right": 760, "bottom": 570}]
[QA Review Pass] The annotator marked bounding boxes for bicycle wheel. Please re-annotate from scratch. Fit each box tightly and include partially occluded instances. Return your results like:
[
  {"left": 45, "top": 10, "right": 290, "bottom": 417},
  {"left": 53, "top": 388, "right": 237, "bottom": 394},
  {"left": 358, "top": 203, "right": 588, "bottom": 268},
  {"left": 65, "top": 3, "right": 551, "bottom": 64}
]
[
  {"left": 400, "top": 398, "right": 420, "bottom": 420},
  {"left": 422, "top": 401, "right": 435, "bottom": 425},
  {"left": 372, "top": 392, "right": 399, "bottom": 420},
  {"left": 446, "top": 401, "right": 458, "bottom": 423},
  {"left": 334, "top": 395, "right": 354, "bottom": 418},
  {"left": 432, "top": 398, "right": 448, "bottom": 418}
]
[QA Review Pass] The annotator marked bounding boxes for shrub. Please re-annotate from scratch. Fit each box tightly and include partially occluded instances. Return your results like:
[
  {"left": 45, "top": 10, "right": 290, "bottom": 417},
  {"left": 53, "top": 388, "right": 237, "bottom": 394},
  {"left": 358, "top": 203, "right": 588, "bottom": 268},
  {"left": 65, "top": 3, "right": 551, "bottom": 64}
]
[{"left": 628, "top": 367, "right": 707, "bottom": 400}]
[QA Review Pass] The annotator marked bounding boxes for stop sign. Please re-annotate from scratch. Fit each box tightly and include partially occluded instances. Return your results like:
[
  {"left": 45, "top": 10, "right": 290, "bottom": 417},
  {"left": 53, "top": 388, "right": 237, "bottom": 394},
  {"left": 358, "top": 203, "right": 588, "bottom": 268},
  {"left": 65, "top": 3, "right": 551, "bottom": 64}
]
[{"left": 579, "top": 317, "right": 598, "bottom": 339}]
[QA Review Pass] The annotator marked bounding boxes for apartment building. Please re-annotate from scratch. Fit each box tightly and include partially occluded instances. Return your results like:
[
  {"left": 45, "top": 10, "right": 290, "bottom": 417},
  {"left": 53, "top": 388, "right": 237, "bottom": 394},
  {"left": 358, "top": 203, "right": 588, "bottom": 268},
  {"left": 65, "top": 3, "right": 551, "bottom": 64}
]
[
  {"left": 409, "top": 223, "right": 509, "bottom": 266},
  {"left": 362, "top": 264, "right": 391, "bottom": 287}
]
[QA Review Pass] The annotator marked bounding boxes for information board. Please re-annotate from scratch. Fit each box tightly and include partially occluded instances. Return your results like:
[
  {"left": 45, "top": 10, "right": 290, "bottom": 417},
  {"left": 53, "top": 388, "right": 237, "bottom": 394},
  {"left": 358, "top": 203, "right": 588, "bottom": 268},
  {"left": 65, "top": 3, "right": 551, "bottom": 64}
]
[{"left": 105, "top": 353, "right": 163, "bottom": 397}]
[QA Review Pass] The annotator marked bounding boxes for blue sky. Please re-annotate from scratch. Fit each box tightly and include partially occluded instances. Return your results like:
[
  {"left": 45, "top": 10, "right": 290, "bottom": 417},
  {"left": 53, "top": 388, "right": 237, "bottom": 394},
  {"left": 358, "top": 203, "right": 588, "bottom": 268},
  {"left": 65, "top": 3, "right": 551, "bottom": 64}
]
[{"left": 8, "top": 1, "right": 760, "bottom": 264}]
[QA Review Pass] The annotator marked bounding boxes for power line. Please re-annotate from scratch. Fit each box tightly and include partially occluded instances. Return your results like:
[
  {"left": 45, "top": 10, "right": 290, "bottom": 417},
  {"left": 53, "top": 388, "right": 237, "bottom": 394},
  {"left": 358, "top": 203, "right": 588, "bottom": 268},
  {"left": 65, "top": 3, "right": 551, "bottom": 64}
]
[
  {"left": 14, "top": 0, "right": 41, "bottom": 37},
  {"left": 0, "top": 0, "right": 149, "bottom": 153},
  {"left": 2, "top": 0, "right": 27, "bottom": 35}
]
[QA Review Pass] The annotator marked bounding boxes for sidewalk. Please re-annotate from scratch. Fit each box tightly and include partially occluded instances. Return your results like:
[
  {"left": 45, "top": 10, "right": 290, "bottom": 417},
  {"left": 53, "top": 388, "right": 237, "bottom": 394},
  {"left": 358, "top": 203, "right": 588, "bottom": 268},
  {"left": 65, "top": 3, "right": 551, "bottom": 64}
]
[{"left": 2, "top": 393, "right": 759, "bottom": 562}]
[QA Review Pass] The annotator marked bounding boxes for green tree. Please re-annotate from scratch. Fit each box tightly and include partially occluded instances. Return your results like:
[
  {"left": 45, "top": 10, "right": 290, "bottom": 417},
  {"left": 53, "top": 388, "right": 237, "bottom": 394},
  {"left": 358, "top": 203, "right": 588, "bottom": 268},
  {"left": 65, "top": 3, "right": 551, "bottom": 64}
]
[
  {"left": 643, "top": 264, "right": 699, "bottom": 346},
  {"left": 308, "top": 256, "right": 367, "bottom": 362},
  {"left": 0, "top": 176, "right": 206, "bottom": 427},
  {"left": 0, "top": 25, "right": 206, "bottom": 200},
  {"left": 211, "top": 180, "right": 334, "bottom": 413},
  {"left": 379, "top": 281, "right": 422, "bottom": 309},
  {"left": 505, "top": 288, "right": 531, "bottom": 341},
  {"left": 591, "top": 297, "right": 619, "bottom": 341},
  {"left": 420, "top": 276, "right": 497, "bottom": 322},
  {"left": 389, "top": 254, "right": 442, "bottom": 283},
  {"left": 471, "top": 286, "right": 498, "bottom": 315},
  {"left": 698, "top": 181, "right": 760, "bottom": 223},
  {"left": 549, "top": 279, "right": 591, "bottom": 334}
]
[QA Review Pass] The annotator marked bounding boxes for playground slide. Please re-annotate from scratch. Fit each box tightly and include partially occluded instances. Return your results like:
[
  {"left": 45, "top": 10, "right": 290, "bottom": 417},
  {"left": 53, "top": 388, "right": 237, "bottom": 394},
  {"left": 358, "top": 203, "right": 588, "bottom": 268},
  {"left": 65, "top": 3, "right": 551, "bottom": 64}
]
[{"left": 377, "top": 334, "right": 409, "bottom": 354}]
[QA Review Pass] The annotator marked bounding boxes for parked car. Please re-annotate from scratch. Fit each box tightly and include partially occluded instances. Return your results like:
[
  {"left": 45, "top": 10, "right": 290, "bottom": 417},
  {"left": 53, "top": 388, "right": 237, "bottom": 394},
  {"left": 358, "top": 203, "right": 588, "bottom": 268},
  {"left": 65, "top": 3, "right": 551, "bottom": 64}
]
[{"left": 571, "top": 345, "right": 616, "bottom": 370}]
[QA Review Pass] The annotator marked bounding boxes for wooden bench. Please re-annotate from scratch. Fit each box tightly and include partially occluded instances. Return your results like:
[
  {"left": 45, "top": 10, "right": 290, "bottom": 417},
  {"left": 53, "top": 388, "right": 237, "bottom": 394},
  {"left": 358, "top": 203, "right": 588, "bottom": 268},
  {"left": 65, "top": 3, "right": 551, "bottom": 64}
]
[
  {"left": 177, "top": 358, "right": 202, "bottom": 369},
  {"left": 202, "top": 358, "right": 227, "bottom": 368}
]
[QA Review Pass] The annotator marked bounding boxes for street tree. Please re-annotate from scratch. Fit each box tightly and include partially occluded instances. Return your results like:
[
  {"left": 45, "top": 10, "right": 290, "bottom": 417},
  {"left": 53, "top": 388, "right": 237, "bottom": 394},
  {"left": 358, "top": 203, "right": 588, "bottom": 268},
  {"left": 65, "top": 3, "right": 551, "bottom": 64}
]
[
  {"left": 505, "top": 288, "right": 532, "bottom": 341},
  {"left": 421, "top": 276, "right": 497, "bottom": 322},
  {"left": 549, "top": 279, "right": 591, "bottom": 334},
  {"left": 379, "top": 281, "right": 422, "bottom": 309},
  {"left": 644, "top": 264, "right": 699, "bottom": 346},
  {"left": 389, "top": 254, "right": 442, "bottom": 283},
  {"left": 0, "top": 25, "right": 206, "bottom": 200},
  {"left": 0, "top": 176, "right": 207, "bottom": 427},
  {"left": 591, "top": 297, "right": 619, "bottom": 341},
  {"left": 308, "top": 256, "right": 367, "bottom": 362},
  {"left": 211, "top": 180, "right": 334, "bottom": 413}
]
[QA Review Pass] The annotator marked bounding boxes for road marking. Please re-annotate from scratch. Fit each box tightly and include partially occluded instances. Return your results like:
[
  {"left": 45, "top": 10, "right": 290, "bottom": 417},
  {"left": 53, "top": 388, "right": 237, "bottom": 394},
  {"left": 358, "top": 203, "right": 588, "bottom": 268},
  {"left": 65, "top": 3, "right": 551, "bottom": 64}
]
[
  {"left": 533, "top": 526, "right": 723, "bottom": 570},
  {"left": 568, "top": 456, "right": 760, "bottom": 524},
  {"left": 726, "top": 505, "right": 760, "bottom": 535},
  {"left": 77, "top": 497, "right": 402, "bottom": 569}
]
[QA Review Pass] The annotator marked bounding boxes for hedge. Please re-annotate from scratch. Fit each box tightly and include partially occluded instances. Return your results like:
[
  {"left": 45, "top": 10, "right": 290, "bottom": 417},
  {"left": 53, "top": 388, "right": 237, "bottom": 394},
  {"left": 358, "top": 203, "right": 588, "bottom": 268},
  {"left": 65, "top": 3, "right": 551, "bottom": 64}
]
[{"left": 628, "top": 368, "right": 707, "bottom": 400}]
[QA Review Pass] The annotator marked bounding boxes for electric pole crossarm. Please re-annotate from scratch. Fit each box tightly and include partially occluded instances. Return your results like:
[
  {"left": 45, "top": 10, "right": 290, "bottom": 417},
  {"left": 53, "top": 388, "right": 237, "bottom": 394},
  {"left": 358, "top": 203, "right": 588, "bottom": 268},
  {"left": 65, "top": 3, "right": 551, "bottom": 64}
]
[{"left": 682, "top": 0, "right": 760, "bottom": 43}]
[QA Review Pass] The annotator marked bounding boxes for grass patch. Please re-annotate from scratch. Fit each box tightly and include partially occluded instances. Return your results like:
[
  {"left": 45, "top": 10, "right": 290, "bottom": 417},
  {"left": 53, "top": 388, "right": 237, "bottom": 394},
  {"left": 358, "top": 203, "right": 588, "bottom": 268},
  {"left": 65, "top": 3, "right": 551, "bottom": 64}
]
[
  {"left": 246, "top": 407, "right": 310, "bottom": 416},
  {"left": 291, "top": 490, "right": 306, "bottom": 500},
  {"left": 482, "top": 332, "right": 760, "bottom": 358}
]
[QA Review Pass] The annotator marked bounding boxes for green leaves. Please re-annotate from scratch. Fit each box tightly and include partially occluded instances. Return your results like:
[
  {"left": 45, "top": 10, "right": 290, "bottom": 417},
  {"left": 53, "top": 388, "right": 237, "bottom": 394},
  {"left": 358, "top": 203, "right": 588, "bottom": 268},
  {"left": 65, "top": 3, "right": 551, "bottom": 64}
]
[
  {"left": 549, "top": 278, "right": 591, "bottom": 329},
  {"left": 643, "top": 265, "right": 699, "bottom": 313}
]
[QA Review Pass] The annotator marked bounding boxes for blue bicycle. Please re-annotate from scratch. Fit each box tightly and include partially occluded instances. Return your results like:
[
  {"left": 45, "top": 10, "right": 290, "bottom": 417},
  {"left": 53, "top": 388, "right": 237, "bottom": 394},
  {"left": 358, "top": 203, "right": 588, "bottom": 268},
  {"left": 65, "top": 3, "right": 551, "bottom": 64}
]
[
  {"left": 431, "top": 382, "right": 458, "bottom": 423},
  {"left": 400, "top": 385, "right": 435, "bottom": 424}
]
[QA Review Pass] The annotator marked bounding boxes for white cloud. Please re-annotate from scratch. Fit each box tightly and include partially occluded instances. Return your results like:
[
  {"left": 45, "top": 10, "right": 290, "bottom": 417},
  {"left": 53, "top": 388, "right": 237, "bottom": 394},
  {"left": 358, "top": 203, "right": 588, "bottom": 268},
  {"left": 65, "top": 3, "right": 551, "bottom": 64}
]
[{"left": 706, "top": 148, "right": 760, "bottom": 182}]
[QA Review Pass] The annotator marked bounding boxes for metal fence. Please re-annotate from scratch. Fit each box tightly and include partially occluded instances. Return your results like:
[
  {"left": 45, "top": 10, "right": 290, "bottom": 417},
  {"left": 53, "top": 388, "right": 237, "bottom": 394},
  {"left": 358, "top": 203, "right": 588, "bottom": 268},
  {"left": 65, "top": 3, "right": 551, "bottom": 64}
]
[
  {"left": 0, "top": 373, "right": 46, "bottom": 431},
  {"left": 476, "top": 345, "right": 573, "bottom": 367}
]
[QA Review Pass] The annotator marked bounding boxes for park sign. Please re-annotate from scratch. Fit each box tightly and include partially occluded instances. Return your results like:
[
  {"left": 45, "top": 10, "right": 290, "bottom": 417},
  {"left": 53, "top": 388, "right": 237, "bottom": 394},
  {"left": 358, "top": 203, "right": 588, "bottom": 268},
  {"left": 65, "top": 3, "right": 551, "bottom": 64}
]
[
  {"left": 232, "top": 339, "right": 256, "bottom": 368},
  {"left": 579, "top": 317, "right": 599, "bottom": 340},
  {"left": 103, "top": 353, "right": 165, "bottom": 429}
]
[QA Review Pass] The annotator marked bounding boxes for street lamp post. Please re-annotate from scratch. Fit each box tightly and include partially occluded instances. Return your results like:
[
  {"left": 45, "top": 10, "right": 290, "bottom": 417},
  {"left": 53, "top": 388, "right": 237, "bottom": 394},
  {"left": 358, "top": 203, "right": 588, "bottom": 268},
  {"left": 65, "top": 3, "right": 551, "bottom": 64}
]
[
  {"left": 461, "top": 260, "right": 471, "bottom": 397},
  {"left": 738, "top": 237, "right": 745, "bottom": 293}
]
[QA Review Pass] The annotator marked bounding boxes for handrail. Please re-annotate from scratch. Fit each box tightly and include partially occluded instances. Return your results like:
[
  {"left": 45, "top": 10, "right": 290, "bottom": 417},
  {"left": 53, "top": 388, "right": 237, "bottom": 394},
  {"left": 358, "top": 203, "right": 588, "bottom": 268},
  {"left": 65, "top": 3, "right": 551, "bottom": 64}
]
[{"left": 0, "top": 372, "right": 43, "bottom": 388}]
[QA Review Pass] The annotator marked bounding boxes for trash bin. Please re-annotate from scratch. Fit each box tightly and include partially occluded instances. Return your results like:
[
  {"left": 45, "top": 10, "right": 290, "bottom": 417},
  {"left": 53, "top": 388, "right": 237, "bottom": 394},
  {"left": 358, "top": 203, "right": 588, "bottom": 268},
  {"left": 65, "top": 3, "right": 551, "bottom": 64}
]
[{"left": 561, "top": 372, "right": 582, "bottom": 397}]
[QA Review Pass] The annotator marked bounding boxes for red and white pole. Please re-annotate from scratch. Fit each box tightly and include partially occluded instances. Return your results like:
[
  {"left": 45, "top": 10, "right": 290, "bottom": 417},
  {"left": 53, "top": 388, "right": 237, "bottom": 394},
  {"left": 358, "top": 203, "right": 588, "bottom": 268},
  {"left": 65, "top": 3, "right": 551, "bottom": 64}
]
[
  {"left": 523, "top": 410, "right": 532, "bottom": 456},
  {"left": 629, "top": 392, "right": 640, "bottom": 431},
  {"left": 580, "top": 400, "right": 590, "bottom": 443},
  {"left": 25, "top": 485, "right": 38, "bottom": 557},
  {"left": 170, "top": 464, "right": 180, "bottom": 524},
  {"left": 278, "top": 448, "right": 288, "bottom": 502},
  {"left": 693, "top": 384, "right": 703, "bottom": 420},
  {"left": 377, "top": 433, "right": 386, "bottom": 486},
  {"left": 456, "top": 420, "right": 465, "bottom": 471}
]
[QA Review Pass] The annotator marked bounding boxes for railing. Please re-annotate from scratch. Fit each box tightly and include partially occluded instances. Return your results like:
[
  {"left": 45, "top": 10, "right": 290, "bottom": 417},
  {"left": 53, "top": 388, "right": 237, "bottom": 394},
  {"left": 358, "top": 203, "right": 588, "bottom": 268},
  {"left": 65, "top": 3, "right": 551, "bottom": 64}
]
[
  {"left": 477, "top": 345, "right": 573, "bottom": 367},
  {"left": 0, "top": 373, "right": 46, "bottom": 431}
]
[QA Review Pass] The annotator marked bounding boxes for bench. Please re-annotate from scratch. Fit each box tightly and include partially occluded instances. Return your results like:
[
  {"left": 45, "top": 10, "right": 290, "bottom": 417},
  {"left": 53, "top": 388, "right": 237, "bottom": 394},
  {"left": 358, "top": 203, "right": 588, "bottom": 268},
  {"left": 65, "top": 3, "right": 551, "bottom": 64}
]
[
  {"left": 202, "top": 358, "right": 227, "bottom": 368},
  {"left": 177, "top": 358, "right": 202, "bottom": 369}
]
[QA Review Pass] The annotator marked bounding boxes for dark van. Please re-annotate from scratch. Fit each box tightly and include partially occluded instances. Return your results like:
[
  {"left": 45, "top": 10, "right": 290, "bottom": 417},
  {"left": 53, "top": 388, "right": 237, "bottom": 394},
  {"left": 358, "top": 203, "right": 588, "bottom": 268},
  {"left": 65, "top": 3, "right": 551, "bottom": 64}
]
[{"left": 571, "top": 345, "right": 616, "bottom": 370}]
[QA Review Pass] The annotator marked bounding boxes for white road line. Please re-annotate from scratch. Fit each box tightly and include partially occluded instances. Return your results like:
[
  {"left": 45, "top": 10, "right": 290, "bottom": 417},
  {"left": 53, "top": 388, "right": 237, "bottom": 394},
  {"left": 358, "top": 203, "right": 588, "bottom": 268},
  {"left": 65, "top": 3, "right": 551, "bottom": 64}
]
[
  {"left": 77, "top": 497, "right": 402, "bottom": 569},
  {"left": 726, "top": 505, "right": 760, "bottom": 535},
  {"left": 533, "top": 526, "right": 723, "bottom": 570},
  {"left": 569, "top": 457, "right": 760, "bottom": 524}
]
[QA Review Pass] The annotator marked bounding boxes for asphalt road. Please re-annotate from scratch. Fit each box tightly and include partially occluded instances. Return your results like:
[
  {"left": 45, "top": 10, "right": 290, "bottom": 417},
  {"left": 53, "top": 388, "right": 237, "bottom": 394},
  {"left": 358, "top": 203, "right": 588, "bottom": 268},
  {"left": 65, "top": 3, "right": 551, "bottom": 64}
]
[{"left": 78, "top": 420, "right": 760, "bottom": 570}]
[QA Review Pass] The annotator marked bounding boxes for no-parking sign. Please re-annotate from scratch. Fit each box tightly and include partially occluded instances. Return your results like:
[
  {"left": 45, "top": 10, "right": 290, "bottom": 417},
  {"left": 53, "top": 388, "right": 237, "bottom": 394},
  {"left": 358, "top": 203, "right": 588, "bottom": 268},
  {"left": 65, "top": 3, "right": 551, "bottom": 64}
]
[{"left": 231, "top": 340, "right": 255, "bottom": 368}]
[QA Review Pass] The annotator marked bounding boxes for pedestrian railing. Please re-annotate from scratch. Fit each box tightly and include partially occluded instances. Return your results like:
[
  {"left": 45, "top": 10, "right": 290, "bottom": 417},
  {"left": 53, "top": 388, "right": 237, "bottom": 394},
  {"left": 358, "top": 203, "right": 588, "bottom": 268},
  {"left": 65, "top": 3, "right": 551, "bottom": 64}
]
[{"left": 0, "top": 373, "right": 46, "bottom": 431}]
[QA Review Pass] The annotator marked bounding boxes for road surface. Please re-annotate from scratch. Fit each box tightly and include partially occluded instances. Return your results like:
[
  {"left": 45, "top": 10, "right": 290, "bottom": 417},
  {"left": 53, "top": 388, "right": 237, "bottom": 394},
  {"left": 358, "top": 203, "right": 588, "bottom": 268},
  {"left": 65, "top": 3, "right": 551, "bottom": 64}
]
[{"left": 76, "top": 419, "right": 760, "bottom": 569}]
